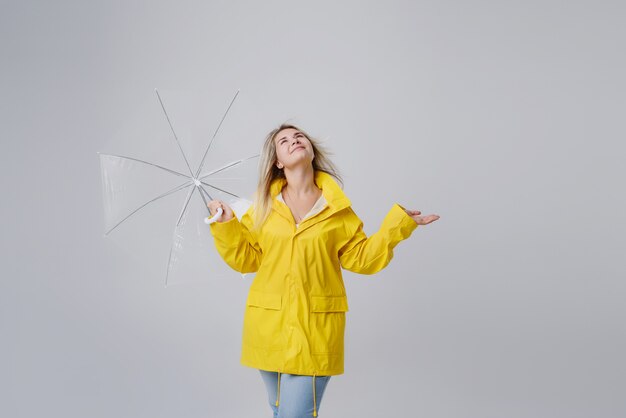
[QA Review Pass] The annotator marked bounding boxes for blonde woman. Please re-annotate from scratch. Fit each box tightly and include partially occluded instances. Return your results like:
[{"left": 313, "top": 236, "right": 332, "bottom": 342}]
[{"left": 208, "top": 123, "right": 440, "bottom": 418}]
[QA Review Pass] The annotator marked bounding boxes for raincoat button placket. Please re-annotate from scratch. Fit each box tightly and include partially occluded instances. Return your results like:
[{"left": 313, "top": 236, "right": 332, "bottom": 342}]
[
  {"left": 288, "top": 236, "right": 297, "bottom": 333},
  {"left": 286, "top": 237, "right": 296, "bottom": 336}
]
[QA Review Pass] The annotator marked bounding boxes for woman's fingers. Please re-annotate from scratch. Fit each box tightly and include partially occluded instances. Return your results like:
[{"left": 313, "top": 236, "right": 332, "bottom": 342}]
[
  {"left": 207, "top": 200, "right": 223, "bottom": 216},
  {"left": 405, "top": 209, "right": 440, "bottom": 225},
  {"left": 207, "top": 201, "right": 215, "bottom": 213},
  {"left": 223, "top": 205, "right": 233, "bottom": 218},
  {"left": 413, "top": 214, "right": 440, "bottom": 225},
  {"left": 207, "top": 199, "right": 234, "bottom": 222},
  {"left": 403, "top": 207, "right": 441, "bottom": 224}
]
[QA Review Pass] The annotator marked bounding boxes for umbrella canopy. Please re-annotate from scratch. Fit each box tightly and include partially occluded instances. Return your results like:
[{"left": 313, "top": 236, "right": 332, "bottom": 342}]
[{"left": 99, "top": 88, "right": 262, "bottom": 286}]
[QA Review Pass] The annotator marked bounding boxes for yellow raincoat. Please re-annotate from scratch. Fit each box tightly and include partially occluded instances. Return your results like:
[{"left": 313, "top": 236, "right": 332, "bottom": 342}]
[{"left": 210, "top": 170, "right": 418, "bottom": 377}]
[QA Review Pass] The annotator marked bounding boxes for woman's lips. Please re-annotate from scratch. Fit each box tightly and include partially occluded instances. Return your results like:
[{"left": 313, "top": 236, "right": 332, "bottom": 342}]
[{"left": 291, "top": 146, "right": 305, "bottom": 153}]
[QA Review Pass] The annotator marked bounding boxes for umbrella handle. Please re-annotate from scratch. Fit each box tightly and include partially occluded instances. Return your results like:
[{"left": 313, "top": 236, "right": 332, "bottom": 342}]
[{"left": 204, "top": 207, "right": 223, "bottom": 225}]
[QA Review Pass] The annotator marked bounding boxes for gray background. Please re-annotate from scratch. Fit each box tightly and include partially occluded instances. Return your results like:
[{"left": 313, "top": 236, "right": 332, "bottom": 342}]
[{"left": 2, "top": 1, "right": 625, "bottom": 417}]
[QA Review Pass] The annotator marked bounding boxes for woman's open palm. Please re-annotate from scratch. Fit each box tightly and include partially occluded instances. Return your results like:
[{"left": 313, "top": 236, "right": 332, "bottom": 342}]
[{"left": 405, "top": 209, "right": 440, "bottom": 225}]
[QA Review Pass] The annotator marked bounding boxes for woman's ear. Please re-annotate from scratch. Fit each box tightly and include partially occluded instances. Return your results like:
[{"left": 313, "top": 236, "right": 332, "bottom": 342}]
[{"left": 276, "top": 161, "right": 284, "bottom": 169}]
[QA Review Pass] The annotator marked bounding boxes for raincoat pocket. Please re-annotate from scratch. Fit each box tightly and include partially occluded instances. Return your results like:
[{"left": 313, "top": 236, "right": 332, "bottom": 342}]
[
  {"left": 310, "top": 295, "right": 349, "bottom": 313},
  {"left": 310, "top": 295, "right": 348, "bottom": 355},
  {"left": 243, "top": 290, "right": 285, "bottom": 350},
  {"left": 246, "top": 289, "right": 282, "bottom": 310}
]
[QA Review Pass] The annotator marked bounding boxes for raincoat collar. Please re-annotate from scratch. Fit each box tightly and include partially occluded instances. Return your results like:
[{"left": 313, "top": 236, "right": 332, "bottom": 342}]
[{"left": 270, "top": 170, "right": 351, "bottom": 229}]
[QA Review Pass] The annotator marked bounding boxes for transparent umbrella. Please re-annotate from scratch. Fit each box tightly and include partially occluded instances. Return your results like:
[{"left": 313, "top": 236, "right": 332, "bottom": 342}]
[{"left": 99, "top": 88, "right": 260, "bottom": 287}]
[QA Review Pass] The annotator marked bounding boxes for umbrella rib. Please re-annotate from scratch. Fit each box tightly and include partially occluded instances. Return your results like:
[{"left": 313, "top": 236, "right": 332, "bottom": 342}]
[
  {"left": 198, "top": 154, "right": 260, "bottom": 180},
  {"left": 166, "top": 186, "right": 198, "bottom": 288},
  {"left": 197, "top": 183, "right": 213, "bottom": 202},
  {"left": 100, "top": 153, "right": 190, "bottom": 179},
  {"left": 194, "top": 89, "right": 240, "bottom": 179},
  {"left": 200, "top": 180, "right": 240, "bottom": 199},
  {"left": 165, "top": 245, "right": 174, "bottom": 288},
  {"left": 155, "top": 88, "right": 195, "bottom": 177},
  {"left": 197, "top": 185, "right": 214, "bottom": 211},
  {"left": 104, "top": 180, "right": 193, "bottom": 235},
  {"left": 196, "top": 177, "right": 242, "bottom": 180},
  {"left": 175, "top": 184, "right": 196, "bottom": 227}
]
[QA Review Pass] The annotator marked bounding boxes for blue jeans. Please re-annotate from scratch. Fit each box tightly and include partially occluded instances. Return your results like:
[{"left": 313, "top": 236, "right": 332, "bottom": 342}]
[{"left": 259, "top": 370, "right": 332, "bottom": 418}]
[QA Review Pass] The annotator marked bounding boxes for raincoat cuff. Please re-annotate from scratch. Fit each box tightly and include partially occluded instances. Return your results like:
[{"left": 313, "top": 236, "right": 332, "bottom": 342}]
[
  {"left": 385, "top": 203, "right": 419, "bottom": 235},
  {"left": 209, "top": 214, "right": 242, "bottom": 243}
]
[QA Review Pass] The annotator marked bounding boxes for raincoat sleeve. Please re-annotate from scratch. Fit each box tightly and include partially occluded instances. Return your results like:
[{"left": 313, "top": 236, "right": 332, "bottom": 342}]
[
  {"left": 338, "top": 203, "right": 418, "bottom": 274},
  {"left": 209, "top": 209, "right": 262, "bottom": 273}
]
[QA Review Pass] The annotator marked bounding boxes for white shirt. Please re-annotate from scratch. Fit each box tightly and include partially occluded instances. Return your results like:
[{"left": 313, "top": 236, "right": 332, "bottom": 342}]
[{"left": 277, "top": 192, "right": 327, "bottom": 228}]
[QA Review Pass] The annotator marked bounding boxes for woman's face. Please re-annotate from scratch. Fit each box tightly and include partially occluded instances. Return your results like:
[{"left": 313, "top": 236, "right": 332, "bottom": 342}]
[{"left": 274, "top": 128, "right": 315, "bottom": 170}]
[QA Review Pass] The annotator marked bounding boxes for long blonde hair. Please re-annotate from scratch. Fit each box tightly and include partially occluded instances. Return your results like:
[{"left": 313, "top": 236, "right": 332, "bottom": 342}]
[{"left": 251, "top": 123, "right": 342, "bottom": 230}]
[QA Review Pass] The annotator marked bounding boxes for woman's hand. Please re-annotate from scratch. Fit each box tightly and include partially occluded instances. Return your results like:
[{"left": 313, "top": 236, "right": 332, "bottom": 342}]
[
  {"left": 207, "top": 200, "right": 235, "bottom": 222},
  {"left": 404, "top": 209, "right": 440, "bottom": 225}
]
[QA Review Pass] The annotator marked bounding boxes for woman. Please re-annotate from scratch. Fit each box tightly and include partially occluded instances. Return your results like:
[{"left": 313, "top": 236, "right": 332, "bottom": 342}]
[{"left": 208, "top": 123, "right": 440, "bottom": 418}]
